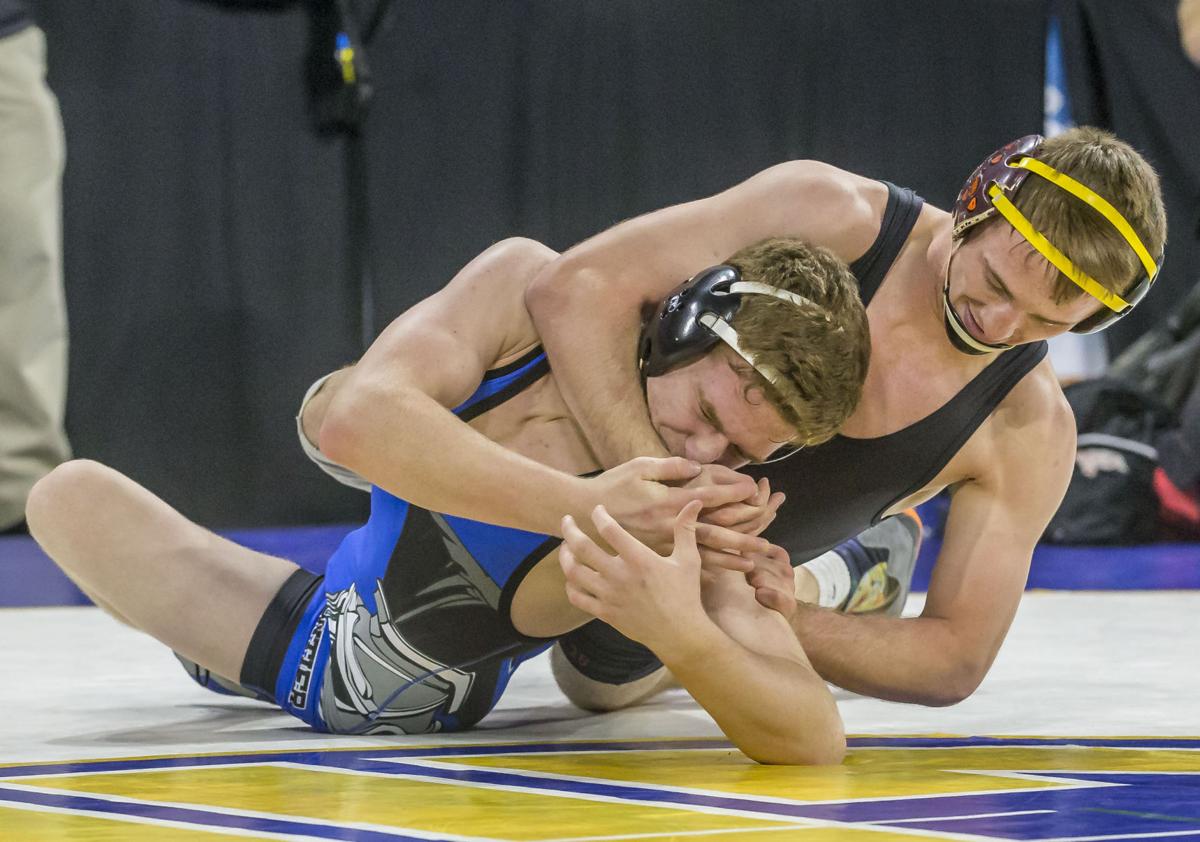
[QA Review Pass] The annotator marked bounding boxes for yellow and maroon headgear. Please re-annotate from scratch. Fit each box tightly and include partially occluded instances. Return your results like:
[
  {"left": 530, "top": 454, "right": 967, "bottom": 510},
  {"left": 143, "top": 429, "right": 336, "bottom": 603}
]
[{"left": 951, "top": 134, "right": 1161, "bottom": 335}]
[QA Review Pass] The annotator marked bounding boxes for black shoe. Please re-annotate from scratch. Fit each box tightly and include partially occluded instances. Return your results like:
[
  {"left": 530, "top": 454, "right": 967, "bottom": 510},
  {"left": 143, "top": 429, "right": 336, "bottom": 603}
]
[{"left": 175, "top": 653, "right": 271, "bottom": 702}]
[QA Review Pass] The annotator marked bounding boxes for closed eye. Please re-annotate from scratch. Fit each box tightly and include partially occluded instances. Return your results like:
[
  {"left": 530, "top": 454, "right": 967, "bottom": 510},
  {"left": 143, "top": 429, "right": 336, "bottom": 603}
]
[
  {"left": 986, "top": 276, "right": 1013, "bottom": 302},
  {"left": 985, "top": 262, "right": 1068, "bottom": 327}
]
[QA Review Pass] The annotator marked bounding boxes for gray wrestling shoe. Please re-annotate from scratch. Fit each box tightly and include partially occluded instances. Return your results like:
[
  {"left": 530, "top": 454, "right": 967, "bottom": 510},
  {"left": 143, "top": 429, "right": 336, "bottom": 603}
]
[
  {"left": 175, "top": 652, "right": 268, "bottom": 701},
  {"left": 836, "top": 509, "right": 923, "bottom": 617}
]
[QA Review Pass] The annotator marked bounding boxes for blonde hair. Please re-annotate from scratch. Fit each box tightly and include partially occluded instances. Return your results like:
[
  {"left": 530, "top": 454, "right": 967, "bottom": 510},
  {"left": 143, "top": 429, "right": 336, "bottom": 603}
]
[
  {"left": 1010, "top": 127, "right": 1166, "bottom": 304},
  {"left": 724, "top": 238, "right": 869, "bottom": 447}
]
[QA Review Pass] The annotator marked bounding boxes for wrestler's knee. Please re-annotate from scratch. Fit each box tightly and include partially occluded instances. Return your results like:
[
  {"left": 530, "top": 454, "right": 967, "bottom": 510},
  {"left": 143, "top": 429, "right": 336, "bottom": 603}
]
[
  {"left": 550, "top": 643, "right": 672, "bottom": 712},
  {"left": 26, "top": 459, "right": 117, "bottom": 539}
]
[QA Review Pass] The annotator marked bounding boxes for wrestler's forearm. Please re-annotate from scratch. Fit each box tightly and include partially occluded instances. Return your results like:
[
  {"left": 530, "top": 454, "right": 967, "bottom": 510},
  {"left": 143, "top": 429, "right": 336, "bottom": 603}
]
[
  {"left": 789, "top": 604, "right": 981, "bottom": 706},
  {"left": 526, "top": 264, "right": 670, "bottom": 466},
  {"left": 658, "top": 619, "right": 845, "bottom": 765},
  {"left": 320, "top": 386, "right": 591, "bottom": 537}
]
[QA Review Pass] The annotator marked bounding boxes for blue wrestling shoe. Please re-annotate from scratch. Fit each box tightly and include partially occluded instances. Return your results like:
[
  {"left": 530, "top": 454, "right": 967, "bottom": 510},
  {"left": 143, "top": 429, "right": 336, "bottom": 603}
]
[
  {"left": 836, "top": 509, "right": 922, "bottom": 616},
  {"left": 175, "top": 653, "right": 271, "bottom": 702}
]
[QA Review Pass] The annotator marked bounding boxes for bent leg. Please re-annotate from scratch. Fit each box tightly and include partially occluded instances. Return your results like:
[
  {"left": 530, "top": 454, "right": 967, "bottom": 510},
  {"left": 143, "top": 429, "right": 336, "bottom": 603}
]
[
  {"left": 551, "top": 620, "right": 675, "bottom": 712},
  {"left": 26, "top": 459, "right": 298, "bottom": 680},
  {"left": 551, "top": 645, "right": 675, "bottom": 711}
]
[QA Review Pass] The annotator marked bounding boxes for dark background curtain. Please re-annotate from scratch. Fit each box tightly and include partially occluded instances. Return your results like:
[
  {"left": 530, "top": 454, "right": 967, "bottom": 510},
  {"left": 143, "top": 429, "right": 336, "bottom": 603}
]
[
  {"left": 29, "top": 0, "right": 1055, "bottom": 526},
  {"left": 1056, "top": 0, "right": 1200, "bottom": 353}
]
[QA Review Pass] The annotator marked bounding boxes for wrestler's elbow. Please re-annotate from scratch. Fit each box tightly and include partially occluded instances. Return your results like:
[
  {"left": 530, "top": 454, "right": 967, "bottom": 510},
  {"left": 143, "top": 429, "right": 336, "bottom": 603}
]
[
  {"left": 526, "top": 256, "right": 587, "bottom": 322},
  {"left": 948, "top": 654, "right": 992, "bottom": 704},
  {"left": 527, "top": 256, "right": 628, "bottom": 331},
  {"left": 740, "top": 670, "right": 846, "bottom": 766},
  {"left": 315, "top": 409, "right": 357, "bottom": 469},
  {"left": 744, "top": 713, "right": 846, "bottom": 766},
  {"left": 916, "top": 652, "right": 991, "bottom": 707},
  {"left": 316, "top": 383, "right": 396, "bottom": 469},
  {"left": 747, "top": 733, "right": 846, "bottom": 767}
]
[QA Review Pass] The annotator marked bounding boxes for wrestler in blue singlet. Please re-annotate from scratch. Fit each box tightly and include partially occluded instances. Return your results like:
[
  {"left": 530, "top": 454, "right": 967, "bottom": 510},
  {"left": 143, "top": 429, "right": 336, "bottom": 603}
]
[{"left": 216, "top": 348, "right": 563, "bottom": 735}]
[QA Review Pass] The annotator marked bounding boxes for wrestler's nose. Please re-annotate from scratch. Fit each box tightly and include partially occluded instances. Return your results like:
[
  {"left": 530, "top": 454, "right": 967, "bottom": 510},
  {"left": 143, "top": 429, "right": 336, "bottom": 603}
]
[
  {"left": 982, "top": 301, "right": 1022, "bottom": 343},
  {"left": 685, "top": 431, "right": 729, "bottom": 464}
]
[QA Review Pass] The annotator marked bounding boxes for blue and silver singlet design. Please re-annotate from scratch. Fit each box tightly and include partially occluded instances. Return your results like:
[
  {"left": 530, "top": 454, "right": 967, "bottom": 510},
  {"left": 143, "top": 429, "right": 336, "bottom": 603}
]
[{"left": 276, "top": 348, "right": 560, "bottom": 734}]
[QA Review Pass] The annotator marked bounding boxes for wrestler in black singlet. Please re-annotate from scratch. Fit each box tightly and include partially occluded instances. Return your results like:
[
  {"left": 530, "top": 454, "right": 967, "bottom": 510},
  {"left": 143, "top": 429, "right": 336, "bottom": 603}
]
[
  {"left": 558, "top": 181, "right": 1048, "bottom": 684},
  {"left": 754, "top": 182, "right": 1048, "bottom": 560}
]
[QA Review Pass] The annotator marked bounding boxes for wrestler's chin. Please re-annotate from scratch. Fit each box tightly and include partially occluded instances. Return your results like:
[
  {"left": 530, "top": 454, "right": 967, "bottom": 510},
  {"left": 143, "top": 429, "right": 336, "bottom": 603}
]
[{"left": 961, "top": 303, "right": 992, "bottom": 345}]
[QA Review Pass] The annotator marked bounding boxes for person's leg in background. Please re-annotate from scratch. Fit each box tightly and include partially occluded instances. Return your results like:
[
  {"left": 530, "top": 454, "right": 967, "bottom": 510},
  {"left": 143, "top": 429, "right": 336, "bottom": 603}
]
[{"left": 0, "top": 19, "right": 71, "bottom": 533}]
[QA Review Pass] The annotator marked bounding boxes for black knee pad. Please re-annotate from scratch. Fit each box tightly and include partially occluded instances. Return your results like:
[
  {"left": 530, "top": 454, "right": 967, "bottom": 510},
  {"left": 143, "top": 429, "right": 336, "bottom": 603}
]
[{"left": 558, "top": 620, "right": 663, "bottom": 685}]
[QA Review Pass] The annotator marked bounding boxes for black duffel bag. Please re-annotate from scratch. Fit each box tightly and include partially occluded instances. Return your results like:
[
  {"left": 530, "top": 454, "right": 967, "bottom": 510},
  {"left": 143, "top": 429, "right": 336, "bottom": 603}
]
[{"left": 1044, "top": 377, "right": 1175, "bottom": 545}]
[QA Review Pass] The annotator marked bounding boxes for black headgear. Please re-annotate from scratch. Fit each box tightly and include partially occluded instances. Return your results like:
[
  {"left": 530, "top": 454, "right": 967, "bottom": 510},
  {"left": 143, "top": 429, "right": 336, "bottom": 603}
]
[
  {"left": 638, "top": 265, "right": 820, "bottom": 463},
  {"left": 639, "top": 265, "right": 817, "bottom": 380}
]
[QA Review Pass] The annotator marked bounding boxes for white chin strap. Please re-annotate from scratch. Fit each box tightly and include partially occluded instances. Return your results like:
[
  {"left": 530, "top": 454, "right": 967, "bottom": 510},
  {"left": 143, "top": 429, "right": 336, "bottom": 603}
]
[
  {"left": 942, "top": 280, "right": 1011, "bottom": 354},
  {"left": 699, "top": 281, "right": 832, "bottom": 384},
  {"left": 698, "top": 313, "right": 783, "bottom": 384},
  {"left": 729, "top": 281, "right": 811, "bottom": 309}
]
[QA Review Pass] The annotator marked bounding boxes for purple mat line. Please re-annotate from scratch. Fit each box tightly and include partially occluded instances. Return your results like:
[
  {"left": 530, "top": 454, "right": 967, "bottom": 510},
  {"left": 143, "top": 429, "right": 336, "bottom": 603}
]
[{"left": 1, "top": 521, "right": 1197, "bottom": 608}]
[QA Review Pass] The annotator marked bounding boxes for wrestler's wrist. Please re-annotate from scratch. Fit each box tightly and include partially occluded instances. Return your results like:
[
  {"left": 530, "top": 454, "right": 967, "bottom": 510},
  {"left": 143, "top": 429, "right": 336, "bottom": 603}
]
[
  {"left": 644, "top": 612, "right": 721, "bottom": 668},
  {"left": 785, "top": 599, "right": 827, "bottom": 636},
  {"left": 560, "top": 475, "right": 602, "bottom": 539},
  {"left": 587, "top": 420, "right": 672, "bottom": 467}
]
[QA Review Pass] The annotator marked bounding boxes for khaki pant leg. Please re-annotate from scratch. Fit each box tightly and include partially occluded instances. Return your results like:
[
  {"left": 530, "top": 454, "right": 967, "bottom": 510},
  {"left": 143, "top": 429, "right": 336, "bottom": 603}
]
[{"left": 0, "top": 26, "right": 71, "bottom": 528}]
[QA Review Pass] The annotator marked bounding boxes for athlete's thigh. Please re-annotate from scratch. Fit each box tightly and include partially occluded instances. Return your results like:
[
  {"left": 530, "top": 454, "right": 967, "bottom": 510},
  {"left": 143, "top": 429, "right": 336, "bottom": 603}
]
[{"left": 27, "top": 459, "right": 298, "bottom": 679}]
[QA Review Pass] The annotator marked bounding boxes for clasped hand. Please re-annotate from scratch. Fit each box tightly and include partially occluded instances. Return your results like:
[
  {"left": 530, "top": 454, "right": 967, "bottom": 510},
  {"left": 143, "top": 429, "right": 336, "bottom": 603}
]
[
  {"left": 587, "top": 456, "right": 784, "bottom": 569},
  {"left": 560, "top": 500, "right": 710, "bottom": 653},
  {"left": 575, "top": 457, "right": 797, "bottom": 631}
]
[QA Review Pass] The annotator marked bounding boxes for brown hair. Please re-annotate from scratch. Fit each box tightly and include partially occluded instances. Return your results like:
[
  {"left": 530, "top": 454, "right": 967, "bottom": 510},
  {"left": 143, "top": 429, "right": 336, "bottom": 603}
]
[
  {"left": 1010, "top": 127, "right": 1166, "bottom": 304},
  {"left": 724, "top": 237, "right": 869, "bottom": 447}
]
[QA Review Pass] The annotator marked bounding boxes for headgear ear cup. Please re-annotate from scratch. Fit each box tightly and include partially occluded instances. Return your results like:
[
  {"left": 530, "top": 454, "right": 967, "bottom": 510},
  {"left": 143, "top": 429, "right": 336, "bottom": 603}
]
[
  {"left": 952, "top": 135, "right": 1045, "bottom": 237},
  {"left": 640, "top": 264, "right": 825, "bottom": 380},
  {"left": 639, "top": 266, "right": 742, "bottom": 377},
  {"left": 638, "top": 265, "right": 820, "bottom": 463}
]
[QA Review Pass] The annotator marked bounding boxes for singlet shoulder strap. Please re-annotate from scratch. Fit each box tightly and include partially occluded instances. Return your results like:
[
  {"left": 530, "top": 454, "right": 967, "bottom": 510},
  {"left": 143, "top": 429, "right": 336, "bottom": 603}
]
[
  {"left": 968, "top": 339, "right": 1049, "bottom": 400},
  {"left": 849, "top": 181, "right": 925, "bottom": 305},
  {"left": 876, "top": 338, "right": 1049, "bottom": 521},
  {"left": 454, "top": 346, "right": 549, "bottom": 422}
]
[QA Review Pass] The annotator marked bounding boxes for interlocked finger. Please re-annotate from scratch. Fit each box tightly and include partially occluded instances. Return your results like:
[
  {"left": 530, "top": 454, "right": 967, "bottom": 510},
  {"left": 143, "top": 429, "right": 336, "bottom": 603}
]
[
  {"left": 700, "top": 502, "right": 763, "bottom": 528},
  {"left": 591, "top": 504, "right": 658, "bottom": 562},
  {"left": 698, "top": 546, "right": 754, "bottom": 573},
  {"left": 561, "top": 514, "right": 620, "bottom": 574},
  {"left": 673, "top": 481, "right": 756, "bottom": 511},
  {"left": 671, "top": 499, "right": 704, "bottom": 559},
  {"left": 696, "top": 522, "right": 771, "bottom": 555},
  {"left": 558, "top": 544, "right": 608, "bottom": 598}
]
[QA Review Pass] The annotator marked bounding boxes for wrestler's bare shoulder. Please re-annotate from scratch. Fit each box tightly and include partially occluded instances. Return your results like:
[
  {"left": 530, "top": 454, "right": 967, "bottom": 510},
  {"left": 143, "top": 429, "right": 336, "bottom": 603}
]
[
  {"left": 925, "top": 357, "right": 1075, "bottom": 517},
  {"left": 984, "top": 357, "right": 1076, "bottom": 466},
  {"left": 997, "top": 358, "right": 1072, "bottom": 427}
]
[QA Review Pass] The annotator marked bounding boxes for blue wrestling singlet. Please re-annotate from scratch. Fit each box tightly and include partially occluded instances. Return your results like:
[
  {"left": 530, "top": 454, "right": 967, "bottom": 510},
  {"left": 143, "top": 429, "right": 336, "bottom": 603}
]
[{"left": 242, "top": 348, "right": 562, "bottom": 735}]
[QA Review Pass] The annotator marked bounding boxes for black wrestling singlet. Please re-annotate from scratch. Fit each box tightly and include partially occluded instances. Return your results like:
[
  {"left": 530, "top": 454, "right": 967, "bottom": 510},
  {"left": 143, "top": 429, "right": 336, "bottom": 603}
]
[{"left": 750, "top": 182, "right": 1048, "bottom": 560}]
